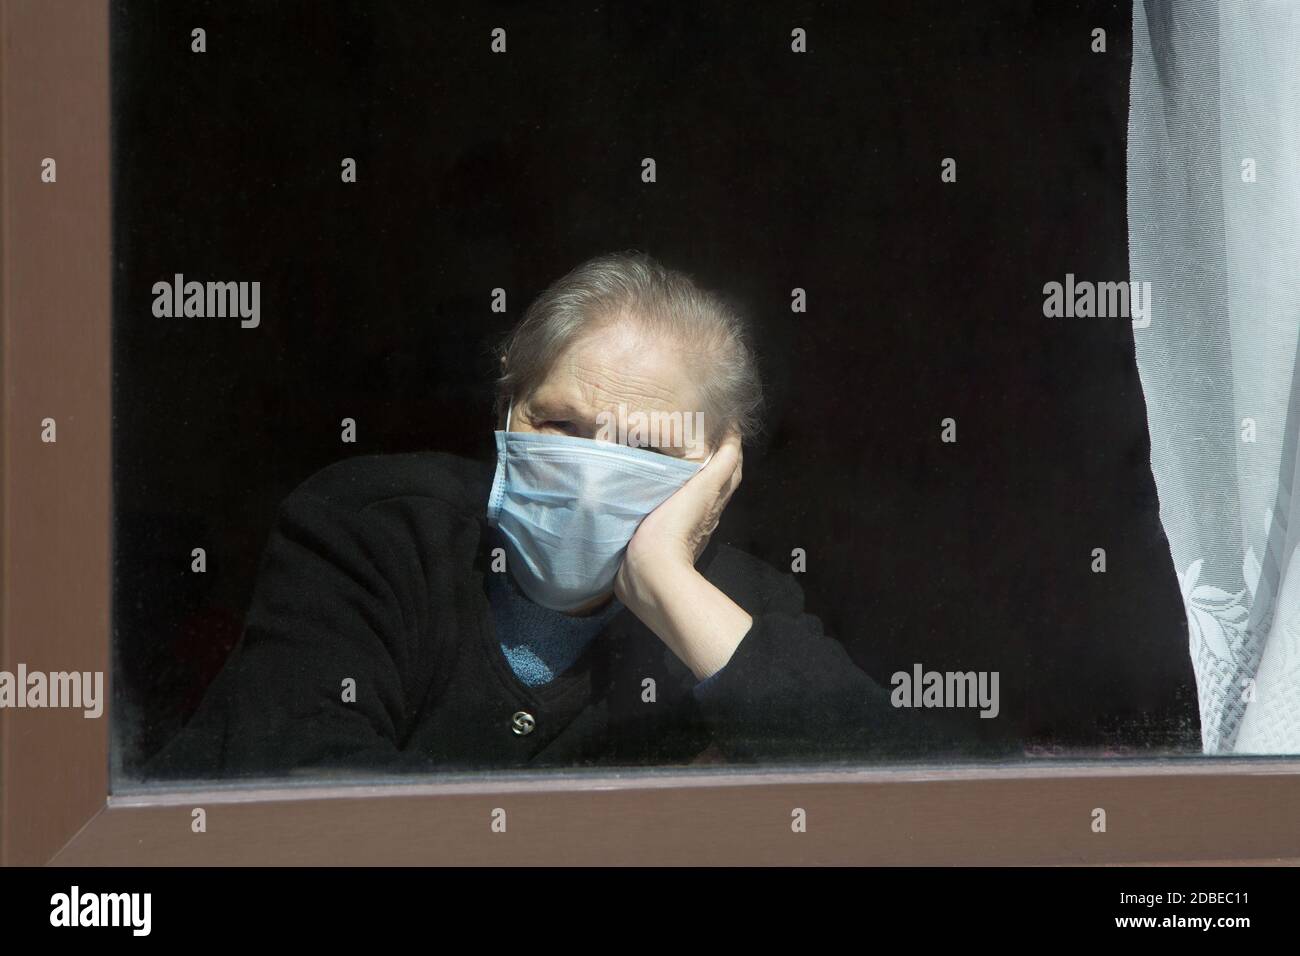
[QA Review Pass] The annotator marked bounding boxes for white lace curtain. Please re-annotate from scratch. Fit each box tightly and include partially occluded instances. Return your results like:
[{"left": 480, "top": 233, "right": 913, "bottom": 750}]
[{"left": 1129, "top": 0, "right": 1300, "bottom": 753}]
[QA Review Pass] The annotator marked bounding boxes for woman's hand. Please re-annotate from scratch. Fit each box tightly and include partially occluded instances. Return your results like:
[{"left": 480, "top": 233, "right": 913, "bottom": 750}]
[
  {"left": 615, "top": 431, "right": 751, "bottom": 680},
  {"left": 619, "top": 429, "right": 743, "bottom": 579}
]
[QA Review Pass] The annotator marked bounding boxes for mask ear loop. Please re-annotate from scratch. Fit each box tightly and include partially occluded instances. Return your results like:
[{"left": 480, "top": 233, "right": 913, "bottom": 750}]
[{"left": 505, "top": 401, "right": 513, "bottom": 433}]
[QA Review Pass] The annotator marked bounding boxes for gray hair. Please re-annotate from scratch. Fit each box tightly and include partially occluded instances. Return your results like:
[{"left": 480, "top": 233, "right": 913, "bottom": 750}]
[{"left": 495, "top": 251, "right": 764, "bottom": 446}]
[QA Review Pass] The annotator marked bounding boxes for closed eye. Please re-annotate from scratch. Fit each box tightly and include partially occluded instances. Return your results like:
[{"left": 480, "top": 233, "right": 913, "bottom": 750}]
[{"left": 543, "top": 420, "right": 582, "bottom": 437}]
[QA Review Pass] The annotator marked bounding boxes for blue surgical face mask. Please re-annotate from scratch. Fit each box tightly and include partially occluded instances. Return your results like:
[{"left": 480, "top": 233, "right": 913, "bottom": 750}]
[{"left": 487, "top": 404, "right": 707, "bottom": 612}]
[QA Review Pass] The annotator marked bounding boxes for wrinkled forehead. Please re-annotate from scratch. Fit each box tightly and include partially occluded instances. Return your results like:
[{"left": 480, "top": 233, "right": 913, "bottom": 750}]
[{"left": 531, "top": 323, "right": 704, "bottom": 422}]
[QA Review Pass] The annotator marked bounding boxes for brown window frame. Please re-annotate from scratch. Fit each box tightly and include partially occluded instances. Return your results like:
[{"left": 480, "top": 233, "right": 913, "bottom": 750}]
[{"left": 3, "top": 0, "right": 1299, "bottom": 867}]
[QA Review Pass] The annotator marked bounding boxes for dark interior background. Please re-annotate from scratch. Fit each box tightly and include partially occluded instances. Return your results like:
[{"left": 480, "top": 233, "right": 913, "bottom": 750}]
[{"left": 111, "top": 0, "right": 1200, "bottom": 780}]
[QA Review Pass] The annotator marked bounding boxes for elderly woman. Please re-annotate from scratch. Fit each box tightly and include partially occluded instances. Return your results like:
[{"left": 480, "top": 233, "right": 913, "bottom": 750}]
[{"left": 147, "top": 251, "right": 959, "bottom": 778}]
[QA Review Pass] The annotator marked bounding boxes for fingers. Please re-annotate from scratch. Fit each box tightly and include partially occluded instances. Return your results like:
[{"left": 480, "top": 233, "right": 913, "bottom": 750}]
[
  {"left": 717, "top": 431, "right": 743, "bottom": 503},
  {"left": 681, "top": 432, "right": 744, "bottom": 562},
  {"left": 702, "top": 431, "right": 742, "bottom": 524},
  {"left": 701, "top": 429, "right": 742, "bottom": 486},
  {"left": 675, "top": 428, "right": 743, "bottom": 505}
]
